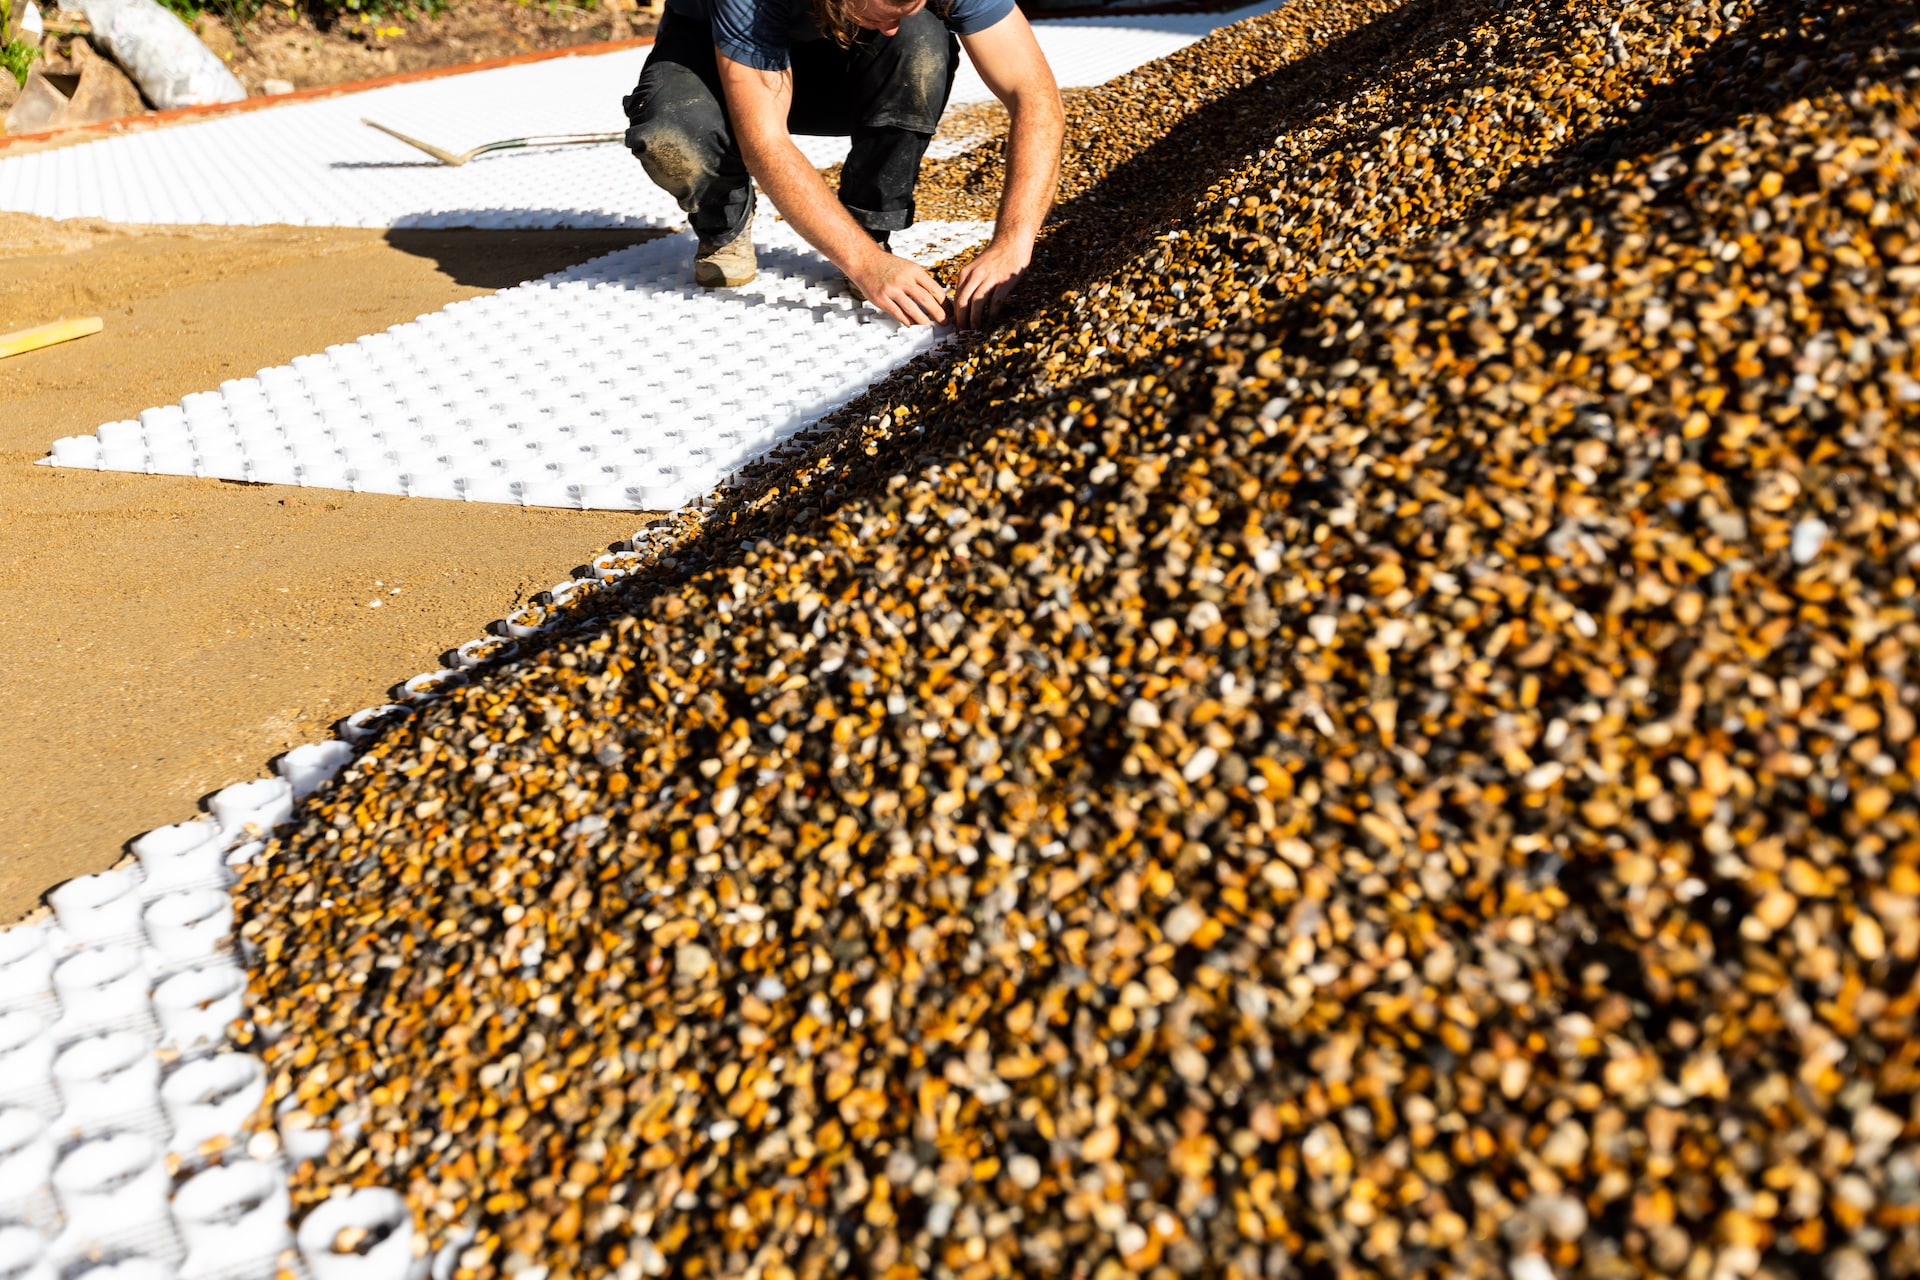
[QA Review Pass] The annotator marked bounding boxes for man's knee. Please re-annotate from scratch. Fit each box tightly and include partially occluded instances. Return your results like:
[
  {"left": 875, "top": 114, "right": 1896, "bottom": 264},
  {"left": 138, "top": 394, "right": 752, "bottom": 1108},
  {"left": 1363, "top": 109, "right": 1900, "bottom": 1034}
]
[
  {"left": 624, "top": 88, "right": 724, "bottom": 195},
  {"left": 626, "top": 122, "right": 700, "bottom": 197},
  {"left": 871, "top": 11, "right": 956, "bottom": 127}
]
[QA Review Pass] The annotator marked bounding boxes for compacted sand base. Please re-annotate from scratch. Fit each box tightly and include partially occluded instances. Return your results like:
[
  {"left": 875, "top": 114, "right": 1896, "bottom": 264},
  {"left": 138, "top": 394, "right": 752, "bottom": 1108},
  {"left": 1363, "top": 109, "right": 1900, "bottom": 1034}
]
[{"left": 0, "top": 213, "right": 660, "bottom": 919}]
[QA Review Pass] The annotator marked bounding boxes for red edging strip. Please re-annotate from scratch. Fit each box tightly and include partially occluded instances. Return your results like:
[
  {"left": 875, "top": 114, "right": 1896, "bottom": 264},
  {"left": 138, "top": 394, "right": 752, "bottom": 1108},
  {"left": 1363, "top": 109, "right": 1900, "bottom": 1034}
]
[{"left": 0, "top": 34, "right": 655, "bottom": 153}]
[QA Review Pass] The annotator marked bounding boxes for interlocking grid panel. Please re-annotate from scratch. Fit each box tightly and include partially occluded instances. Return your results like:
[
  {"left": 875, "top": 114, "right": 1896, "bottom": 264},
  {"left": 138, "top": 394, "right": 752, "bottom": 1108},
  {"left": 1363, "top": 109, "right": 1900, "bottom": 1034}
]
[{"left": 41, "top": 220, "right": 994, "bottom": 508}]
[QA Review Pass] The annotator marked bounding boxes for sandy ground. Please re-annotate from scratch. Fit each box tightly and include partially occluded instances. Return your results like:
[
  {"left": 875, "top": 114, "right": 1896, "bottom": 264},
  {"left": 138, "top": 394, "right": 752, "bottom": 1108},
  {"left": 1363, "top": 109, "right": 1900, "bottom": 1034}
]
[{"left": 0, "top": 212, "right": 662, "bottom": 920}]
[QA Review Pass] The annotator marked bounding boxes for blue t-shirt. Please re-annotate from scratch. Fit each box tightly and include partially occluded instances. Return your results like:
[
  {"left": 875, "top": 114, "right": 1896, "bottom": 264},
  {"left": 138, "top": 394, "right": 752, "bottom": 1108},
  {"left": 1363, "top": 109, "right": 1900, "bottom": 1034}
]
[{"left": 668, "top": 0, "right": 1014, "bottom": 72}]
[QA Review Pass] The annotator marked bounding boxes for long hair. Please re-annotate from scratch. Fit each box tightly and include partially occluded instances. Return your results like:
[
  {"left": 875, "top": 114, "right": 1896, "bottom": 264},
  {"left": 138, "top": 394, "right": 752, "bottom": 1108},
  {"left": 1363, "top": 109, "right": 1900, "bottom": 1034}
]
[{"left": 809, "top": 0, "right": 951, "bottom": 47}]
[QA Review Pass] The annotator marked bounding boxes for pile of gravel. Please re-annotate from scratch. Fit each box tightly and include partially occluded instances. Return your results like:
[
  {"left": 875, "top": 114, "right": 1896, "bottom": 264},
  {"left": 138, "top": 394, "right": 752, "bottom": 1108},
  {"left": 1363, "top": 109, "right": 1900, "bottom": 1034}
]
[{"left": 238, "top": 1, "right": 1920, "bottom": 1277}]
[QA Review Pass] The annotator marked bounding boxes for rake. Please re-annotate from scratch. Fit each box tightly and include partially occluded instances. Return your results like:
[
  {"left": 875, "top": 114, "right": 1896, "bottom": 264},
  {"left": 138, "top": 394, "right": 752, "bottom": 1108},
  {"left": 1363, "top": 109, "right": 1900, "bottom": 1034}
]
[{"left": 361, "top": 118, "right": 624, "bottom": 167}]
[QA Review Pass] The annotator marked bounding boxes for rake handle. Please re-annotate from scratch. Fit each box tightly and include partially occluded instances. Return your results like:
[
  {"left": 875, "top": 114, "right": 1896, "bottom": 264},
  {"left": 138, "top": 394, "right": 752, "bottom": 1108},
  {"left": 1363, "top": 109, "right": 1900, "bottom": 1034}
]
[{"left": 362, "top": 118, "right": 624, "bottom": 166}]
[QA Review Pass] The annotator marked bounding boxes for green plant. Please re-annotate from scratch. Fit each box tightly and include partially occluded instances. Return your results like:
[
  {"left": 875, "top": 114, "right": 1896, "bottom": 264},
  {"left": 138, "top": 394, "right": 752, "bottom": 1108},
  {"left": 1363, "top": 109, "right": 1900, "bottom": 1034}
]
[
  {"left": 150, "top": 0, "right": 447, "bottom": 27},
  {"left": 0, "top": 0, "right": 27, "bottom": 87},
  {"left": 1, "top": 36, "right": 37, "bottom": 86},
  {"left": 156, "top": 0, "right": 271, "bottom": 28},
  {"left": 327, "top": 0, "right": 446, "bottom": 19}
]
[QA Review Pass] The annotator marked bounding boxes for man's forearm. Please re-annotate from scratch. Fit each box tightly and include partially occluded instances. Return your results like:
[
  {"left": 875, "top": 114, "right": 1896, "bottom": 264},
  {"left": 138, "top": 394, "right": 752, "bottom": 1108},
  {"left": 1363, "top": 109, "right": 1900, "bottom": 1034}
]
[
  {"left": 715, "top": 53, "right": 947, "bottom": 325},
  {"left": 994, "top": 92, "right": 1064, "bottom": 248},
  {"left": 736, "top": 126, "right": 880, "bottom": 275}
]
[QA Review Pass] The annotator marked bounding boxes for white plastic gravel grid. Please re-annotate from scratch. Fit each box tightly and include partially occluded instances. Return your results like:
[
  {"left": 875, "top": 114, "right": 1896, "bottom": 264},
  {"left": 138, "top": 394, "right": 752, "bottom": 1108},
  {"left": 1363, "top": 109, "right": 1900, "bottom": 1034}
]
[
  {"left": 42, "top": 218, "right": 993, "bottom": 508},
  {"left": 0, "top": 812, "right": 407, "bottom": 1280},
  {"left": 1, "top": 746, "right": 560, "bottom": 1280},
  {"left": 0, "top": 0, "right": 1282, "bottom": 229},
  {"left": 0, "top": 909, "right": 270, "bottom": 1275}
]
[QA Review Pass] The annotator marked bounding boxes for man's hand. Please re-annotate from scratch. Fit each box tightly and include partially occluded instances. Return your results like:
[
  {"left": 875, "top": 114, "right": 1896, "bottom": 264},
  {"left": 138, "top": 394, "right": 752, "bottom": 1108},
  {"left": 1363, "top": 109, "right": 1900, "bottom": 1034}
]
[
  {"left": 848, "top": 250, "right": 950, "bottom": 327},
  {"left": 718, "top": 54, "right": 959, "bottom": 325},
  {"left": 953, "top": 237, "right": 1030, "bottom": 330},
  {"left": 956, "top": 10, "right": 1062, "bottom": 329},
  {"left": 713, "top": 10, "right": 1058, "bottom": 332}
]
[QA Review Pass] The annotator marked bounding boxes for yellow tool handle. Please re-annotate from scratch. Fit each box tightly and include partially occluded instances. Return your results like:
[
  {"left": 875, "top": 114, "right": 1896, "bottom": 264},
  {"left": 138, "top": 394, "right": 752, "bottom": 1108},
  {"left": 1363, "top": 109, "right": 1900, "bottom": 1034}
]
[{"left": 0, "top": 316, "right": 104, "bottom": 358}]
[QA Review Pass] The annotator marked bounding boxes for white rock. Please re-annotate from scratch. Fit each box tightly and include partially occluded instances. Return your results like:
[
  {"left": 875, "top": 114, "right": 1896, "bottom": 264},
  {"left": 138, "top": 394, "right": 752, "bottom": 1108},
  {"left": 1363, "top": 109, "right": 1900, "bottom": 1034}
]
[
  {"left": 674, "top": 943, "right": 714, "bottom": 980},
  {"left": 1509, "top": 1255, "right": 1555, "bottom": 1280},
  {"left": 1828, "top": 1247, "right": 1875, "bottom": 1280},
  {"left": 1854, "top": 1105, "right": 1905, "bottom": 1159},
  {"left": 1790, "top": 517, "right": 1828, "bottom": 565},
  {"left": 1529, "top": 1193, "right": 1588, "bottom": 1242},
  {"left": 1162, "top": 902, "right": 1205, "bottom": 945},
  {"left": 1181, "top": 745, "right": 1219, "bottom": 783}
]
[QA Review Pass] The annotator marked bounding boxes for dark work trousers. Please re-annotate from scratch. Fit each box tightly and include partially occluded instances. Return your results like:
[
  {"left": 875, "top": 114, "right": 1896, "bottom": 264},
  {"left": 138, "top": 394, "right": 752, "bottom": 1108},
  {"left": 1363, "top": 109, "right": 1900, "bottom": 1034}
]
[{"left": 622, "top": 7, "right": 959, "bottom": 248}]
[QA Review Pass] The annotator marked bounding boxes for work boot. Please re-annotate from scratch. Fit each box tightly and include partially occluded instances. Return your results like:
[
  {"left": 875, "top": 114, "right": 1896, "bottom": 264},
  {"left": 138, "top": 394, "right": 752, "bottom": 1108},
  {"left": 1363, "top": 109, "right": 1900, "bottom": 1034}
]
[{"left": 694, "top": 200, "right": 756, "bottom": 288}]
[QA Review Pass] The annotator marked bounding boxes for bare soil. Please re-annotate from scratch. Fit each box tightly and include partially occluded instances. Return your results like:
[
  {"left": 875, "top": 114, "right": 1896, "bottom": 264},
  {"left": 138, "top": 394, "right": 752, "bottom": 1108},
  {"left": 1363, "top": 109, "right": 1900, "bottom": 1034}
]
[
  {"left": 0, "top": 211, "right": 662, "bottom": 920},
  {"left": 190, "top": 0, "right": 656, "bottom": 97}
]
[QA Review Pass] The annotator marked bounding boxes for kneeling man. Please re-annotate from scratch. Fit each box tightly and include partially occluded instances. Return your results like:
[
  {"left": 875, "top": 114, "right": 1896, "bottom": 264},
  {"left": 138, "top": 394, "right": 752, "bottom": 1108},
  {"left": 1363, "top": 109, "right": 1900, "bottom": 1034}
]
[{"left": 622, "top": 0, "right": 1063, "bottom": 328}]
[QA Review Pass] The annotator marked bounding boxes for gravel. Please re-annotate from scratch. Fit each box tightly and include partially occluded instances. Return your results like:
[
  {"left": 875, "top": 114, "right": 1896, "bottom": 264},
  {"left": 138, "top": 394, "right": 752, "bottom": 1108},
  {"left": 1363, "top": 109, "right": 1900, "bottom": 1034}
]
[{"left": 236, "top": 0, "right": 1920, "bottom": 1276}]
